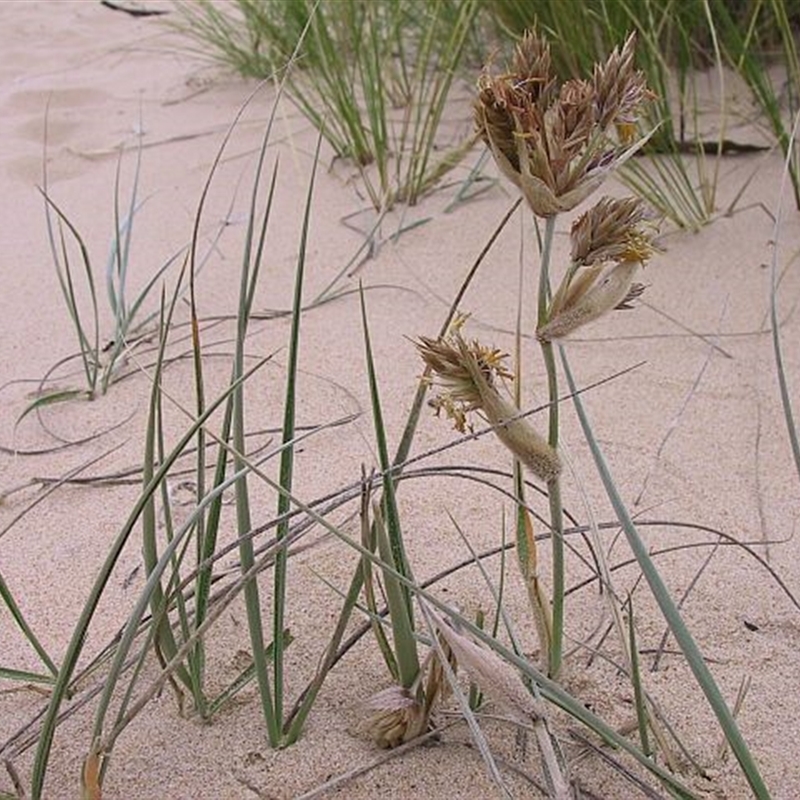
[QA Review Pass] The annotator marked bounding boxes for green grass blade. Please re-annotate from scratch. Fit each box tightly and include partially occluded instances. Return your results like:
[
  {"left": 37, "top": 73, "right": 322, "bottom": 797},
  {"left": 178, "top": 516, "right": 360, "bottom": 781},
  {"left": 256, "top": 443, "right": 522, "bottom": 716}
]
[
  {"left": 357, "top": 472, "right": 399, "bottom": 681},
  {"left": 183, "top": 78, "right": 280, "bottom": 732},
  {"left": 230, "top": 234, "right": 273, "bottom": 743},
  {"left": 180, "top": 72, "right": 291, "bottom": 742},
  {"left": 0, "top": 570, "right": 58, "bottom": 677},
  {"left": 271, "top": 134, "right": 322, "bottom": 732},
  {"left": 359, "top": 286, "right": 414, "bottom": 610},
  {"left": 560, "top": 347, "right": 770, "bottom": 799},
  {"left": 107, "top": 134, "right": 143, "bottom": 326},
  {"left": 39, "top": 191, "right": 100, "bottom": 395},
  {"left": 15, "top": 390, "right": 90, "bottom": 427},
  {"left": 770, "top": 111, "right": 800, "bottom": 483},
  {"left": 0, "top": 667, "right": 56, "bottom": 685},
  {"left": 140, "top": 300, "right": 194, "bottom": 695},
  {"left": 372, "top": 502, "right": 419, "bottom": 689},
  {"left": 359, "top": 284, "right": 419, "bottom": 687}
]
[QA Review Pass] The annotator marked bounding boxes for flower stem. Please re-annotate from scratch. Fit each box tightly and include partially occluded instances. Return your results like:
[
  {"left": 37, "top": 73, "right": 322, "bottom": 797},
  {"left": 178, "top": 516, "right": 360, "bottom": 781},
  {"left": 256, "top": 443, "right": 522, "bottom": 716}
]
[{"left": 536, "top": 215, "right": 565, "bottom": 679}]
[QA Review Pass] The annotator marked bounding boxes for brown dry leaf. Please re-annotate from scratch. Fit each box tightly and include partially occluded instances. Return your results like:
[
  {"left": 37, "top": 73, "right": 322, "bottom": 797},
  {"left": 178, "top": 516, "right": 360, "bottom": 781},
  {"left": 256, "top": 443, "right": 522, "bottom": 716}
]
[
  {"left": 428, "top": 609, "right": 538, "bottom": 724},
  {"left": 81, "top": 750, "right": 102, "bottom": 800}
]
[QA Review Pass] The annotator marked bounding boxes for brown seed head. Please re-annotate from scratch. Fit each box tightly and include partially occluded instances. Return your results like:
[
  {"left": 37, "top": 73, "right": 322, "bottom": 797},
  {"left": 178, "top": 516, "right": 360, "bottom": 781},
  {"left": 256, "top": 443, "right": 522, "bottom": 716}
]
[
  {"left": 537, "top": 195, "right": 657, "bottom": 341},
  {"left": 474, "top": 77, "right": 523, "bottom": 176},
  {"left": 571, "top": 196, "right": 654, "bottom": 267},
  {"left": 417, "top": 324, "right": 561, "bottom": 481},
  {"left": 475, "top": 30, "right": 652, "bottom": 217},
  {"left": 509, "top": 29, "right": 557, "bottom": 110},
  {"left": 553, "top": 79, "right": 596, "bottom": 157},
  {"left": 592, "top": 32, "right": 652, "bottom": 136}
]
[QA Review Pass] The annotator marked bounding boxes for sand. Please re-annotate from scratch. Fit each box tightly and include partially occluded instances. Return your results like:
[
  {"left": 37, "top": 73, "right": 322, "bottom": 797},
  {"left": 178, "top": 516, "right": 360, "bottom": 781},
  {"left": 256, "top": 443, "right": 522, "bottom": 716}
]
[{"left": 1, "top": 1, "right": 799, "bottom": 798}]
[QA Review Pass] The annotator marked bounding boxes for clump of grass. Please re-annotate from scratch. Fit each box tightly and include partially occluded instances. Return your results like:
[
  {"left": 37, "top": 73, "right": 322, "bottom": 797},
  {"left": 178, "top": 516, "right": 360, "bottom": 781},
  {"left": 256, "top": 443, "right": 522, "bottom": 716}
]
[
  {"left": 176, "top": 0, "right": 800, "bottom": 228},
  {"left": 21, "top": 127, "right": 212, "bottom": 436},
  {"left": 175, "top": 0, "right": 480, "bottom": 210}
]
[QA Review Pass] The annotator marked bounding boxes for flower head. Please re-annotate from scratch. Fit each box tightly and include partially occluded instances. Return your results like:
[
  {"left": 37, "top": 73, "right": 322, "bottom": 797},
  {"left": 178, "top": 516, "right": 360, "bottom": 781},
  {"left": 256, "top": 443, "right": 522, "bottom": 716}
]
[
  {"left": 475, "top": 30, "right": 652, "bottom": 217},
  {"left": 363, "top": 635, "right": 456, "bottom": 749},
  {"left": 416, "top": 317, "right": 512, "bottom": 433},
  {"left": 363, "top": 686, "right": 428, "bottom": 749},
  {"left": 537, "top": 196, "right": 656, "bottom": 341},
  {"left": 417, "top": 318, "right": 561, "bottom": 482}
]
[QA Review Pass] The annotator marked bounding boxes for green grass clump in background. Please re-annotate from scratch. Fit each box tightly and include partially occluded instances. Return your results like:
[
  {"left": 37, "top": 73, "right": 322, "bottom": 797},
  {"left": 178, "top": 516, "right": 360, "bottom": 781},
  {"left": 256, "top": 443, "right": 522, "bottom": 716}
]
[
  {"left": 177, "top": 0, "right": 800, "bottom": 228},
  {"left": 178, "top": 0, "right": 481, "bottom": 211}
]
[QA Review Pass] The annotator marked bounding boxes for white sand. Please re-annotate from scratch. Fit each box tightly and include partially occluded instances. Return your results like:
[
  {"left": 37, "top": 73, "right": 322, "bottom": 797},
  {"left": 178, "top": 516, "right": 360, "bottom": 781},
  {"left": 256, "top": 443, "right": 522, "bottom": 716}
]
[{"left": 1, "top": 2, "right": 799, "bottom": 798}]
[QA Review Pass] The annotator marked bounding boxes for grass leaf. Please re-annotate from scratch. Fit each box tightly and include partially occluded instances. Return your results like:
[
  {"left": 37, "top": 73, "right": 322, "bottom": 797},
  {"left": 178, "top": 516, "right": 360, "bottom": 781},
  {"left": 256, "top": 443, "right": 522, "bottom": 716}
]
[{"left": 560, "top": 346, "right": 770, "bottom": 799}]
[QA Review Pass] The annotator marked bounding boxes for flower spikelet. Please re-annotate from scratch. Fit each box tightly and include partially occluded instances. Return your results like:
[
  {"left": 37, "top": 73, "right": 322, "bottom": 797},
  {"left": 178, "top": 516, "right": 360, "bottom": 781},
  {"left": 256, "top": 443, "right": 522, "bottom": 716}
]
[
  {"left": 508, "top": 29, "right": 558, "bottom": 110},
  {"left": 417, "top": 320, "right": 561, "bottom": 482},
  {"left": 537, "top": 196, "right": 655, "bottom": 341},
  {"left": 571, "top": 196, "right": 653, "bottom": 266},
  {"left": 592, "top": 32, "right": 652, "bottom": 141}
]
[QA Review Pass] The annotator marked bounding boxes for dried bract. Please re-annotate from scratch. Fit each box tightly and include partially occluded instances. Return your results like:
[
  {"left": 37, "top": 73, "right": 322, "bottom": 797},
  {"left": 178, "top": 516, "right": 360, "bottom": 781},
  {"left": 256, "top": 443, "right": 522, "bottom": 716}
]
[{"left": 364, "top": 686, "right": 428, "bottom": 749}]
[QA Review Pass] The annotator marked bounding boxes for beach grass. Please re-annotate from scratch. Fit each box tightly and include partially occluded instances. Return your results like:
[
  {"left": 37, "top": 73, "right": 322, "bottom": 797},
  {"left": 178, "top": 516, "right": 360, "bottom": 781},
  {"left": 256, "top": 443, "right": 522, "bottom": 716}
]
[{"left": 3, "top": 3, "right": 800, "bottom": 798}]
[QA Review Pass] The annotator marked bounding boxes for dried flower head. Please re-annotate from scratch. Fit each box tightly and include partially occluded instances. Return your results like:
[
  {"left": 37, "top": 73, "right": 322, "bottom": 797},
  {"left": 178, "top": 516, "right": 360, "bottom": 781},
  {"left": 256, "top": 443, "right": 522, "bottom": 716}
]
[
  {"left": 593, "top": 33, "right": 652, "bottom": 139},
  {"left": 537, "top": 196, "right": 656, "bottom": 341},
  {"left": 475, "top": 30, "right": 652, "bottom": 217},
  {"left": 571, "top": 196, "right": 654, "bottom": 266},
  {"left": 363, "top": 686, "right": 428, "bottom": 749},
  {"left": 363, "top": 636, "right": 456, "bottom": 749},
  {"left": 417, "top": 319, "right": 561, "bottom": 482}
]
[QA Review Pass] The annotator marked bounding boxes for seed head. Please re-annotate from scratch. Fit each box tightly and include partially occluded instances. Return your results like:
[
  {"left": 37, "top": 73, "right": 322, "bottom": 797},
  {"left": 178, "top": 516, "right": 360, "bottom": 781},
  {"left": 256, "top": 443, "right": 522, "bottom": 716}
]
[
  {"left": 593, "top": 33, "right": 653, "bottom": 136},
  {"left": 537, "top": 196, "right": 656, "bottom": 341},
  {"left": 364, "top": 686, "right": 427, "bottom": 749},
  {"left": 571, "top": 196, "right": 654, "bottom": 266},
  {"left": 417, "top": 320, "right": 561, "bottom": 482},
  {"left": 474, "top": 29, "right": 652, "bottom": 217}
]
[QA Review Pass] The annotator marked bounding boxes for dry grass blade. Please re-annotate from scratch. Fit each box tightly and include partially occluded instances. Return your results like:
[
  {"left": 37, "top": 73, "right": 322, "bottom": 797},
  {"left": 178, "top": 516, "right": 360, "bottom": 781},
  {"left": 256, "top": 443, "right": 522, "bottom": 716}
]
[
  {"left": 427, "top": 608, "right": 571, "bottom": 800},
  {"left": 80, "top": 749, "right": 101, "bottom": 800}
]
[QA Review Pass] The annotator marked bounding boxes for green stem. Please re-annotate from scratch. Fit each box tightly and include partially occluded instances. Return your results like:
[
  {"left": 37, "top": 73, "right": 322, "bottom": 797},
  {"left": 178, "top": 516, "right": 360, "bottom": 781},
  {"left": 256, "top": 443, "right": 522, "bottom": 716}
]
[
  {"left": 545, "top": 470, "right": 564, "bottom": 679},
  {"left": 535, "top": 215, "right": 565, "bottom": 679}
]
